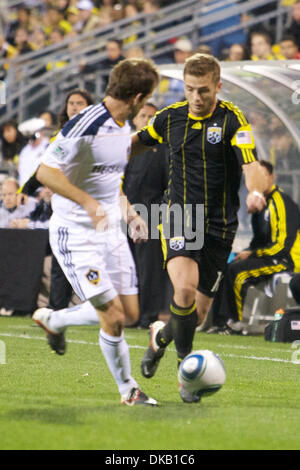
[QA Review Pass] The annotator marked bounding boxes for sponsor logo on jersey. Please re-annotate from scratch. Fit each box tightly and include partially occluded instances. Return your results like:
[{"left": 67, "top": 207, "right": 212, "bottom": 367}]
[
  {"left": 207, "top": 127, "right": 222, "bottom": 144},
  {"left": 92, "top": 164, "right": 123, "bottom": 174},
  {"left": 86, "top": 269, "right": 100, "bottom": 285},
  {"left": 170, "top": 236, "right": 185, "bottom": 251}
]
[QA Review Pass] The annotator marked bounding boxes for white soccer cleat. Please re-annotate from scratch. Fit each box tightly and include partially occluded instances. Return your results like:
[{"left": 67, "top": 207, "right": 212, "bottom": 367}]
[
  {"left": 121, "top": 387, "right": 158, "bottom": 407},
  {"left": 32, "top": 308, "right": 60, "bottom": 335}
]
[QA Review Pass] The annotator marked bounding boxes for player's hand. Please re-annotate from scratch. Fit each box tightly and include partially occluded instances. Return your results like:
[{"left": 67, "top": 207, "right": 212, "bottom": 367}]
[
  {"left": 128, "top": 215, "right": 148, "bottom": 243},
  {"left": 234, "top": 250, "right": 252, "bottom": 261},
  {"left": 16, "top": 193, "right": 28, "bottom": 207},
  {"left": 84, "top": 198, "right": 108, "bottom": 231},
  {"left": 246, "top": 191, "right": 266, "bottom": 213}
]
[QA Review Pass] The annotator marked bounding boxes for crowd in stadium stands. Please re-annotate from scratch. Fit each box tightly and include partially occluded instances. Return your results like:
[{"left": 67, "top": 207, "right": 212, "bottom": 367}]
[{"left": 1, "top": 0, "right": 300, "bottom": 322}]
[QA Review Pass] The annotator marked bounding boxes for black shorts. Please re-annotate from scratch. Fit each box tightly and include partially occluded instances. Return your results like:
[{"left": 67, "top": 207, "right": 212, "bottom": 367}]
[{"left": 159, "top": 224, "right": 233, "bottom": 298}]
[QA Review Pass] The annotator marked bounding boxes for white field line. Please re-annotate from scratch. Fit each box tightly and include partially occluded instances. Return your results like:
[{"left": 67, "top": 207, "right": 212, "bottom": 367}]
[{"left": 0, "top": 331, "right": 297, "bottom": 364}]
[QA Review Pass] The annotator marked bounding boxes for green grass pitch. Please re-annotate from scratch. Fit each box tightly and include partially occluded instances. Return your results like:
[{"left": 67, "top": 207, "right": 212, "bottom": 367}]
[{"left": 0, "top": 316, "right": 300, "bottom": 450}]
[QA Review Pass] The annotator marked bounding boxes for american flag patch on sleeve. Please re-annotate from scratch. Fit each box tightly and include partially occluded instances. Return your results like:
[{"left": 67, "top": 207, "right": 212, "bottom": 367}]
[{"left": 236, "top": 130, "right": 252, "bottom": 145}]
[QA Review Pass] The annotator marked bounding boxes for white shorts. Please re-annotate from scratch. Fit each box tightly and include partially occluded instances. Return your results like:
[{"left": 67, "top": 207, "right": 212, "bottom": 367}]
[{"left": 49, "top": 219, "right": 138, "bottom": 304}]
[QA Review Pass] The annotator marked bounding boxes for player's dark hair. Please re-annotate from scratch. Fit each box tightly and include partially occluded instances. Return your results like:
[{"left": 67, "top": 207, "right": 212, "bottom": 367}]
[
  {"left": 259, "top": 160, "right": 274, "bottom": 175},
  {"left": 58, "top": 88, "right": 94, "bottom": 128},
  {"left": 184, "top": 53, "right": 221, "bottom": 84},
  {"left": 106, "top": 58, "right": 159, "bottom": 102}
]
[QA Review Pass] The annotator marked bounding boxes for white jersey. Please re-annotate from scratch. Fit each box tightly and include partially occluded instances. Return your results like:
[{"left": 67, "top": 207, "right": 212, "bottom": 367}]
[{"left": 42, "top": 102, "right": 132, "bottom": 228}]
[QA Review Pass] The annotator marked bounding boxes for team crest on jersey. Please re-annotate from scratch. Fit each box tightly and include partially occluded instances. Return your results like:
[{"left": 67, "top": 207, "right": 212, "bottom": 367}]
[
  {"left": 170, "top": 236, "right": 185, "bottom": 251},
  {"left": 86, "top": 269, "right": 100, "bottom": 285},
  {"left": 207, "top": 127, "right": 222, "bottom": 144}
]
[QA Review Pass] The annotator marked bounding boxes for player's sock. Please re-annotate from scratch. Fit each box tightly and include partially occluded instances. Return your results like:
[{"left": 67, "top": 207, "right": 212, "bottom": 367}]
[
  {"left": 48, "top": 302, "right": 99, "bottom": 330},
  {"left": 169, "top": 299, "right": 198, "bottom": 367},
  {"left": 99, "top": 329, "right": 138, "bottom": 395}
]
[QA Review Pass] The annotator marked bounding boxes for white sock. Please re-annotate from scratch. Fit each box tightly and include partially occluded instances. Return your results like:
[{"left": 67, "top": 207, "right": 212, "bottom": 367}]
[
  {"left": 48, "top": 302, "right": 99, "bottom": 331},
  {"left": 99, "top": 329, "right": 138, "bottom": 396}
]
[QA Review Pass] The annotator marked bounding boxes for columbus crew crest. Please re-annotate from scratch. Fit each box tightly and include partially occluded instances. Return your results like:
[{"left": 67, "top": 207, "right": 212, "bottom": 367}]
[
  {"left": 207, "top": 127, "right": 222, "bottom": 144},
  {"left": 86, "top": 269, "right": 100, "bottom": 285},
  {"left": 170, "top": 236, "right": 185, "bottom": 251}
]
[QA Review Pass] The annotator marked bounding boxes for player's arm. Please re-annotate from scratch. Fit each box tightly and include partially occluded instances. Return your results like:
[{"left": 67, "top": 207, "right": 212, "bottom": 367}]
[
  {"left": 119, "top": 189, "right": 148, "bottom": 243},
  {"left": 130, "top": 133, "right": 150, "bottom": 157},
  {"left": 36, "top": 163, "right": 107, "bottom": 230},
  {"left": 228, "top": 109, "right": 267, "bottom": 213},
  {"left": 243, "top": 161, "right": 267, "bottom": 213},
  {"left": 130, "top": 108, "right": 166, "bottom": 157}
]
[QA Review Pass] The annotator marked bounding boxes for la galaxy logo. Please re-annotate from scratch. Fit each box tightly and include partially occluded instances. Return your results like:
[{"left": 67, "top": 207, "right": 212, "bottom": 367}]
[
  {"left": 207, "top": 126, "right": 222, "bottom": 144},
  {"left": 86, "top": 269, "right": 100, "bottom": 285}
]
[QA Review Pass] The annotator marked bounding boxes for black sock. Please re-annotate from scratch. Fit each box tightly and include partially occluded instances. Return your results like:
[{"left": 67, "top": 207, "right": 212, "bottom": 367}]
[{"left": 158, "top": 299, "right": 198, "bottom": 365}]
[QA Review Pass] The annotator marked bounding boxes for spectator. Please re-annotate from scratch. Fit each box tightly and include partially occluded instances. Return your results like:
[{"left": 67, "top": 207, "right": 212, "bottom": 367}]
[
  {"left": 30, "top": 27, "right": 48, "bottom": 50},
  {"left": 10, "top": 186, "right": 52, "bottom": 230},
  {"left": 284, "top": 0, "right": 300, "bottom": 49},
  {"left": 6, "top": 5, "right": 32, "bottom": 46},
  {"left": 57, "top": 88, "right": 94, "bottom": 128},
  {"left": 227, "top": 43, "right": 250, "bottom": 61},
  {"left": 158, "top": 37, "right": 193, "bottom": 106},
  {"left": 0, "top": 177, "right": 37, "bottom": 228},
  {"left": 250, "top": 31, "right": 284, "bottom": 60},
  {"left": 280, "top": 34, "right": 300, "bottom": 59},
  {"left": 43, "top": 5, "right": 72, "bottom": 36},
  {"left": 206, "top": 161, "right": 300, "bottom": 334},
  {"left": 195, "top": 44, "right": 213, "bottom": 55},
  {"left": 122, "top": 102, "right": 171, "bottom": 328},
  {"left": 79, "top": 38, "right": 125, "bottom": 90},
  {"left": 0, "top": 120, "right": 27, "bottom": 176},
  {"left": 66, "top": 6, "right": 82, "bottom": 32},
  {"left": 0, "top": 34, "right": 18, "bottom": 80},
  {"left": 46, "top": 27, "right": 68, "bottom": 71},
  {"left": 125, "top": 45, "right": 145, "bottom": 58},
  {"left": 77, "top": 0, "right": 99, "bottom": 33},
  {"left": 14, "top": 27, "right": 34, "bottom": 55},
  {"left": 17, "top": 119, "right": 50, "bottom": 186}
]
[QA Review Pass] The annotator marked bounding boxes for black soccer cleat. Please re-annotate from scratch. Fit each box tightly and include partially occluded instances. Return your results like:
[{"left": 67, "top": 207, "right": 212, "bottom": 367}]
[
  {"left": 179, "top": 385, "right": 201, "bottom": 404},
  {"left": 47, "top": 331, "right": 66, "bottom": 355},
  {"left": 141, "top": 321, "right": 166, "bottom": 378}
]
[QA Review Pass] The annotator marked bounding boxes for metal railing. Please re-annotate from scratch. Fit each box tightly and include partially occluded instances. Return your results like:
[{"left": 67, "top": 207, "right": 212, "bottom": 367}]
[{"left": 0, "top": 0, "right": 291, "bottom": 124}]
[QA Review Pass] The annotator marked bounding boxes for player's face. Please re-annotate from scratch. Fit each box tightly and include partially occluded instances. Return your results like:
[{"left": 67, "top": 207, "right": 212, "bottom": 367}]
[
  {"left": 133, "top": 104, "right": 156, "bottom": 131},
  {"left": 67, "top": 94, "right": 89, "bottom": 119},
  {"left": 184, "top": 73, "right": 221, "bottom": 118}
]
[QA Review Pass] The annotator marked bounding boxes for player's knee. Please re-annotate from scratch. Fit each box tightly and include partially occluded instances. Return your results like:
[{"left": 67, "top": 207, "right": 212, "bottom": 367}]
[
  {"left": 174, "top": 284, "right": 197, "bottom": 306},
  {"left": 125, "top": 308, "right": 139, "bottom": 326}
]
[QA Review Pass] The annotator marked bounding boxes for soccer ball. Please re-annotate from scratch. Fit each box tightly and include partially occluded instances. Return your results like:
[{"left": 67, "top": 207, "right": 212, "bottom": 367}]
[{"left": 178, "top": 350, "right": 226, "bottom": 399}]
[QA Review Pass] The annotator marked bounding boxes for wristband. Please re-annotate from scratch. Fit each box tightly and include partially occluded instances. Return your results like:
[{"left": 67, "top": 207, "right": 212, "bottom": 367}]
[{"left": 251, "top": 190, "right": 265, "bottom": 201}]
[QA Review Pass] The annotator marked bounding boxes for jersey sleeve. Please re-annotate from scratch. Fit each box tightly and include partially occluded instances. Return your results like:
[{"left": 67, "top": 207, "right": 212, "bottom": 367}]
[
  {"left": 41, "top": 132, "right": 81, "bottom": 170},
  {"left": 137, "top": 107, "right": 168, "bottom": 146},
  {"left": 227, "top": 106, "right": 257, "bottom": 166}
]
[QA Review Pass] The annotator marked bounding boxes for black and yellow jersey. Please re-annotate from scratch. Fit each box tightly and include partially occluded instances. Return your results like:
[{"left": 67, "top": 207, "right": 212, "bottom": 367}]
[
  {"left": 138, "top": 99, "right": 257, "bottom": 241},
  {"left": 253, "top": 185, "right": 300, "bottom": 272}
]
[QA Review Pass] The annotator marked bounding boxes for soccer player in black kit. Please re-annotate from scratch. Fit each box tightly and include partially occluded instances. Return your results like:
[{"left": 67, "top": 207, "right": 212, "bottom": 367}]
[{"left": 131, "top": 53, "right": 268, "bottom": 403}]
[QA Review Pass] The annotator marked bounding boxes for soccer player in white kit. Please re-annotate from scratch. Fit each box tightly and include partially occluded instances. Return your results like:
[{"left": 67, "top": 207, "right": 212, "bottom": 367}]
[{"left": 33, "top": 58, "right": 160, "bottom": 406}]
